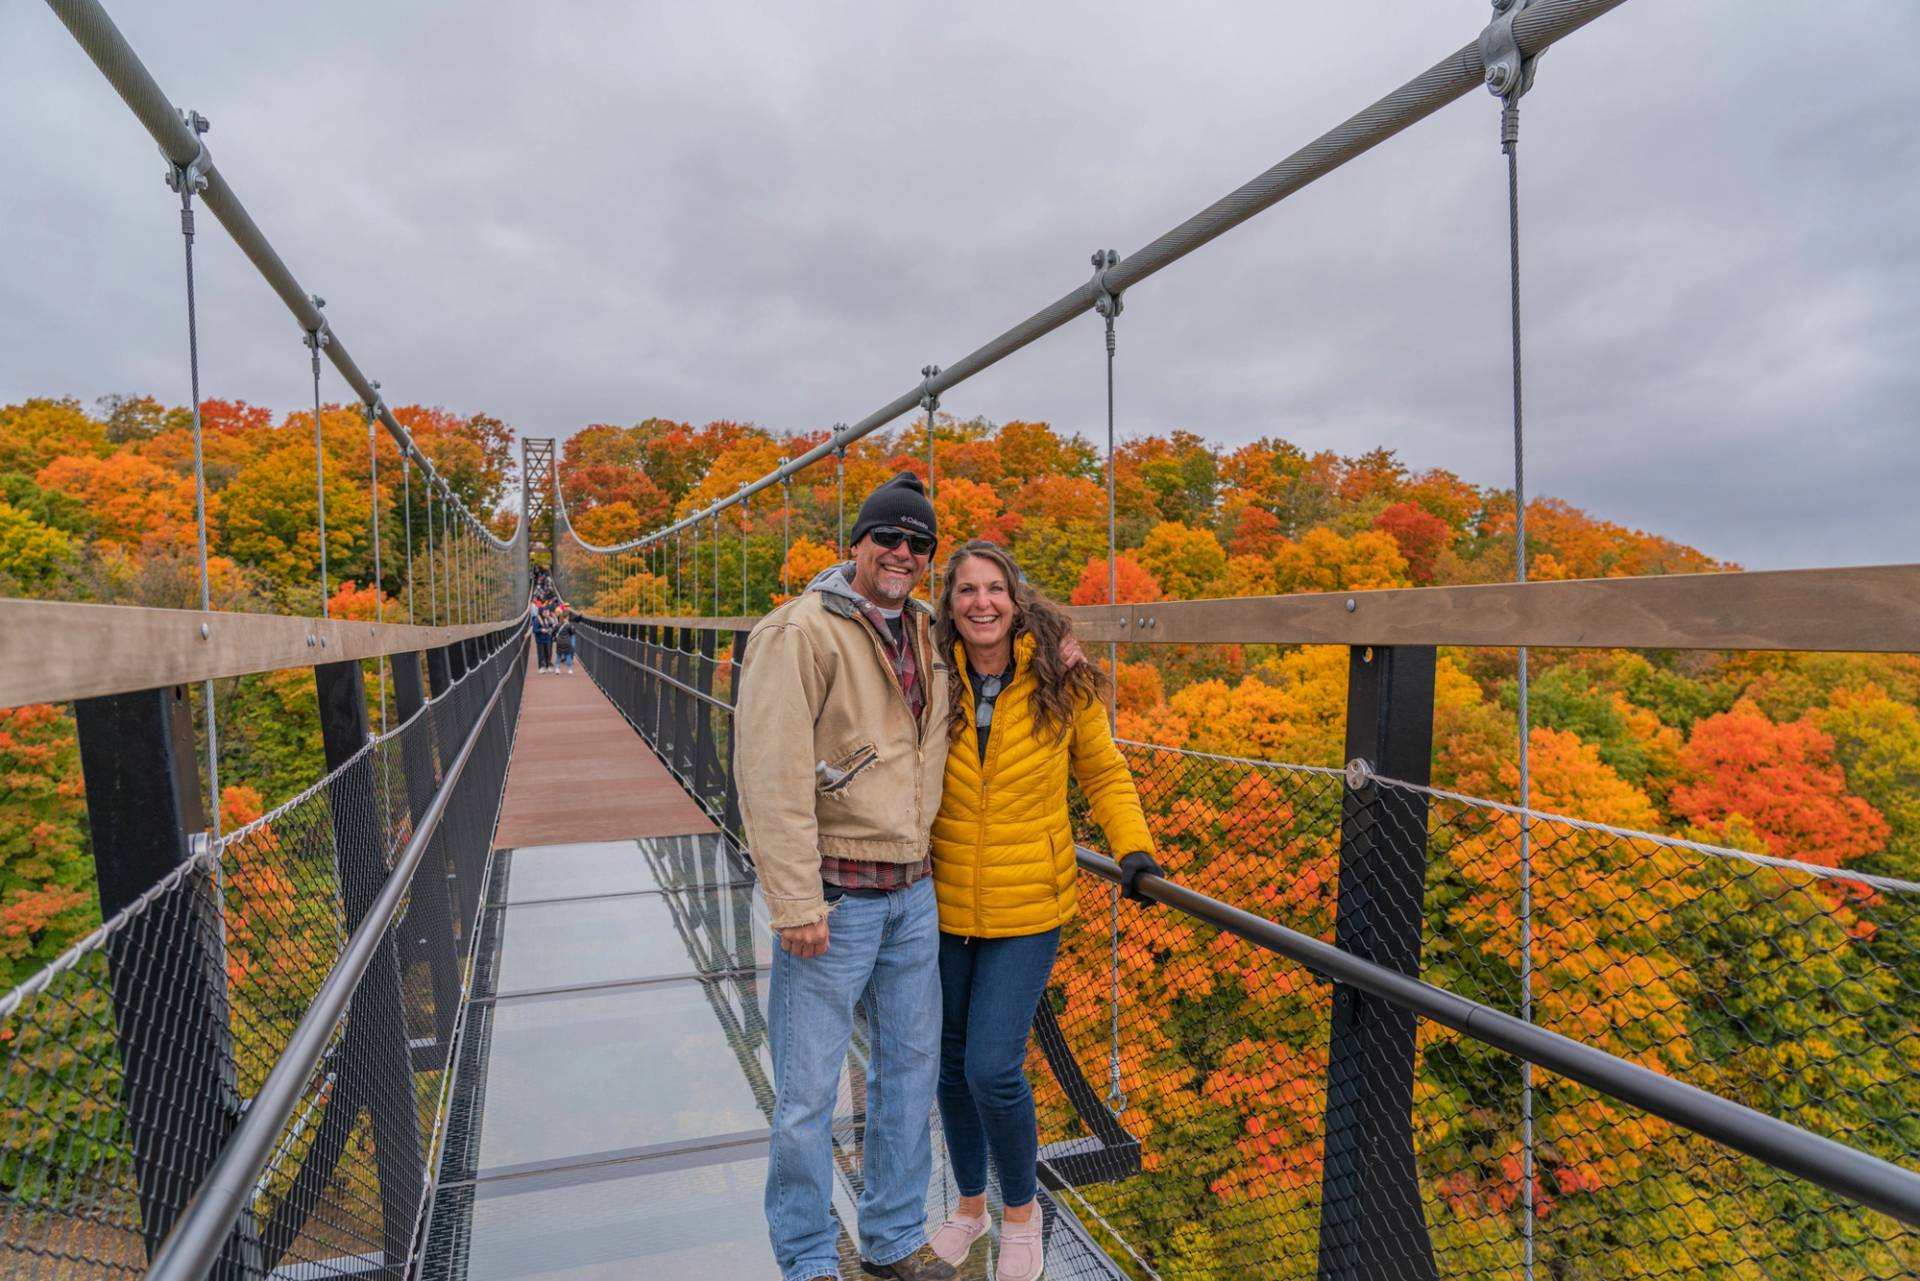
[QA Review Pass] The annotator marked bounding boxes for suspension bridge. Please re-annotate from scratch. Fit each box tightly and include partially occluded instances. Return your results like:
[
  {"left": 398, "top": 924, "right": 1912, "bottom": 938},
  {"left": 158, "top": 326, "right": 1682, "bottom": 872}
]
[{"left": 4, "top": 0, "right": 1920, "bottom": 1278}]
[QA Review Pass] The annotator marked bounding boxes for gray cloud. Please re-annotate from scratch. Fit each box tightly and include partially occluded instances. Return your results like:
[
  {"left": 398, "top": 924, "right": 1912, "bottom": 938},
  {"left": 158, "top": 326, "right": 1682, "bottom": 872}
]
[{"left": 4, "top": 0, "right": 1915, "bottom": 569}]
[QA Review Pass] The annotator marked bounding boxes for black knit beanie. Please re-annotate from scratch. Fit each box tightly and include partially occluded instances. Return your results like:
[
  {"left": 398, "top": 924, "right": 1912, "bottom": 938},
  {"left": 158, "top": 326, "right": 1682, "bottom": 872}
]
[{"left": 849, "top": 472, "right": 938, "bottom": 548}]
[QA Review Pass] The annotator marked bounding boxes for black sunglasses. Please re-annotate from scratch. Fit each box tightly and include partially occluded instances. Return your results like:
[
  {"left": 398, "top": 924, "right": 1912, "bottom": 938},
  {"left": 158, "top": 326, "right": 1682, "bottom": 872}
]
[{"left": 868, "top": 526, "right": 936, "bottom": 557}]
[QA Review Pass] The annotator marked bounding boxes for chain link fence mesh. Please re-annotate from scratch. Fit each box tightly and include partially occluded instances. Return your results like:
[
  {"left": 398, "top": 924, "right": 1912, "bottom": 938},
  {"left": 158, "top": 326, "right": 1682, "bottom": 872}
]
[{"left": 1, "top": 633, "right": 525, "bottom": 1280}]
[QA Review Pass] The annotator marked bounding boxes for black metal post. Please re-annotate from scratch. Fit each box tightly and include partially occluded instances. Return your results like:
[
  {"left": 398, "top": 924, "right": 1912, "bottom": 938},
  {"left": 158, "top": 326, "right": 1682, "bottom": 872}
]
[
  {"left": 693, "top": 629, "right": 718, "bottom": 811},
  {"left": 722, "top": 628, "right": 750, "bottom": 838},
  {"left": 314, "top": 660, "right": 424, "bottom": 1280},
  {"left": 1317, "top": 644, "right": 1438, "bottom": 1281},
  {"left": 391, "top": 652, "right": 461, "bottom": 1061},
  {"left": 672, "top": 628, "right": 694, "bottom": 780},
  {"left": 74, "top": 684, "right": 262, "bottom": 1279}
]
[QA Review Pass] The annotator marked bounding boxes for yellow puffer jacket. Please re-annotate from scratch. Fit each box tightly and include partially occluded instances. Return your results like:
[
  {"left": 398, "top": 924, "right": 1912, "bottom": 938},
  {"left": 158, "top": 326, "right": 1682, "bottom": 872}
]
[{"left": 932, "top": 634, "right": 1156, "bottom": 938}]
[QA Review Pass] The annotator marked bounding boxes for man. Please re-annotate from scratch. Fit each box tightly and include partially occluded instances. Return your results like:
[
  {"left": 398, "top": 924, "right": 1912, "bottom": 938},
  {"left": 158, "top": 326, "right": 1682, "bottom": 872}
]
[{"left": 736, "top": 472, "right": 956, "bottom": 1281}]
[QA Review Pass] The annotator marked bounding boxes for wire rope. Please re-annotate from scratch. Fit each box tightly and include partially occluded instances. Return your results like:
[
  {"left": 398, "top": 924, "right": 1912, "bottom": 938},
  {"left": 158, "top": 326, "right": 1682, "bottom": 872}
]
[
  {"left": 1500, "top": 83, "right": 1538, "bottom": 1281},
  {"left": 173, "top": 158, "right": 222, "bottom": 838},
  {"left": 307, "top": 322, "right": 330, "bottom": 616}
]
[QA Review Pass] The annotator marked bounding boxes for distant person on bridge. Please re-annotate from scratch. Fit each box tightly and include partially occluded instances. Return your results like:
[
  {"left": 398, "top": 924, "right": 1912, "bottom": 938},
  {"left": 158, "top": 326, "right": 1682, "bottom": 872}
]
[
  {"left": 926, "top": 540, "right": 1158, "bottom": 1281},
  {"left": 530, "top": 601, "right": 554, "bottom": 672},
  {"left": 735, "top": 472, "right": 957, "bottom": 1281},
  {"left": 555, "top": 611, "right": 578, "bottom": 674}
]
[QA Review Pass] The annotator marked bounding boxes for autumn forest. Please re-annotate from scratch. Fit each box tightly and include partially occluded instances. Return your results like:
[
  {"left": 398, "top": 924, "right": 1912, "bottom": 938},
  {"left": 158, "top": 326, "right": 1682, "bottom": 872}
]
[{"left": 3, "top": 395, "right": 1918, "bottom": 1276}]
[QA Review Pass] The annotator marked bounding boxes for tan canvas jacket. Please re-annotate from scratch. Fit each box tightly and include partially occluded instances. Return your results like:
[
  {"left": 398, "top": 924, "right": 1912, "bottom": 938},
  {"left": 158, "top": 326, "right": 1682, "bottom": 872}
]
[{"left": 734, "top": 567, "right": 951, "bottom": 930}]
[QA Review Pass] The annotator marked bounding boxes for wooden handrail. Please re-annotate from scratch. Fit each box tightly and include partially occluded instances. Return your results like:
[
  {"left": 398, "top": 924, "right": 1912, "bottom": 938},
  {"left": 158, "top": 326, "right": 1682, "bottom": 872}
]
[
  {"left": 578, "top": 563, "right": 1920, "bottom": 654},
  {"left": 0, "top": 598, "right": 518, "bottom": 708}
]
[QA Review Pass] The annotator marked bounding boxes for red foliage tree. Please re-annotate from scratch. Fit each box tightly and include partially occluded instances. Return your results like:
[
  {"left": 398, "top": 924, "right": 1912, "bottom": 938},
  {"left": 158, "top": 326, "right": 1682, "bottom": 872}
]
[
  {"left": 1070, "top": 555, "right": 1162, "bottom": 606},
  {"left": 1672, "top": 699, "right": 1889, "bottom": 870},
  {"left": 1372, "top": 501, "right": 1452, "bottom": 583}
]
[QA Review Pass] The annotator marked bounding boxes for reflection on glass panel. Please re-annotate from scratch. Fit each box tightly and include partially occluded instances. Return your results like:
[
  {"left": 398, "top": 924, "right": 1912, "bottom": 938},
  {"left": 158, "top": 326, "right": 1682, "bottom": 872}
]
[
  {"left": 505, "top": 834, "right": 749, "bottom": 903},
  {"left": 465, "top": 1151, "right": 776, "bottom": 1280},
  {"left": 495, "top": 883, "right": 768, "bottom": 994},
  {"left": 480, "top": 981, "right": 772, "bottom": 1172}
]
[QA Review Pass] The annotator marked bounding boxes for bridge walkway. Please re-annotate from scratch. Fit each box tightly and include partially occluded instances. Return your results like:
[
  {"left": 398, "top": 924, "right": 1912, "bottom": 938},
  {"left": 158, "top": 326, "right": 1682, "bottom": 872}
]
[{"left": 419, "top": 648, "right": 1122, "bottom": 1280}]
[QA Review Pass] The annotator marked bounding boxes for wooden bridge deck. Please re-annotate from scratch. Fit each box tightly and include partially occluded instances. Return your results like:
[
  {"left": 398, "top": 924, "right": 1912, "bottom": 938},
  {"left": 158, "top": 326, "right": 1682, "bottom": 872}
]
[{"left": 491, "top": 641, "right": 714, "bottom": 849}]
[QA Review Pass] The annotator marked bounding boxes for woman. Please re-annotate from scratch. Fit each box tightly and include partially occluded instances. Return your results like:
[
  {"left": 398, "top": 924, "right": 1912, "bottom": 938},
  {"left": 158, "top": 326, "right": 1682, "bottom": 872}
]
[{"left": 926, "top": 540, "right": 1156, "bottom": 1281}]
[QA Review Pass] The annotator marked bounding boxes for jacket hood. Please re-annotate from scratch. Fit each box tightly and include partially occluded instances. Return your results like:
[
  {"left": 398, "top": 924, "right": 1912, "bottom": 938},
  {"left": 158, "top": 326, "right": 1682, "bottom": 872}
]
[{"left": 805, "top": 561, "right": 933, "bottom": 620}]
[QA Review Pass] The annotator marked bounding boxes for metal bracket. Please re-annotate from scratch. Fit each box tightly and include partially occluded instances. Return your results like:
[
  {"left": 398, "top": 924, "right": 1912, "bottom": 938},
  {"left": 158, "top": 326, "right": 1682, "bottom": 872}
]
[
  {"left": 302, "top": 295, "right": 331, "bottom": 351},
  {"left": 163, "top": 109, "right": 213, "bottom": 194},
  {"left": 1344, "top": 756, "right": 1375, "bottom": 790},
  {"left": 1479, "top": 0, "right": 1540, "bottom": 102},
  {"left": 918, "top": 365, "right": 941, "bottom": 414},
  {"left": 1089, "top": 248, "right": 1124, "bottom": 320}
]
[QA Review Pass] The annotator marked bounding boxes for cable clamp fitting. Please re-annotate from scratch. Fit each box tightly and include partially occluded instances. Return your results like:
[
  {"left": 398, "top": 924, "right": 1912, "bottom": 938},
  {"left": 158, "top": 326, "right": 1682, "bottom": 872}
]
[
  {"left": 1089, "top": 248, "right": 1124, "bottom": 320},
  {"left": 163, "top": 109, "right": 213, "bottom": 194},
  {"left": 302, "top": 295, "right": 331, "bottom": 351},
  {"left": 1479, "top": 0, "right": 1540, "bottom": 105},
  {"left": 918, "top": 366, "right": 942, "bottom": 414},
  {"left": 1117, "top": 850, "right": 1164, "bottom": 905}
]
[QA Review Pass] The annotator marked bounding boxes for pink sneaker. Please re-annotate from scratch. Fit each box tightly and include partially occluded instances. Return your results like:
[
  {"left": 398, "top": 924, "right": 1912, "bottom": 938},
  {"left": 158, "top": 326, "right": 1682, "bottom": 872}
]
[
  {"left": 995, "top": 1209, "right": 1043, "bottom": 1281},
  {"left": 929, "top": 1210, "right": 989, "bottom": 1265}
]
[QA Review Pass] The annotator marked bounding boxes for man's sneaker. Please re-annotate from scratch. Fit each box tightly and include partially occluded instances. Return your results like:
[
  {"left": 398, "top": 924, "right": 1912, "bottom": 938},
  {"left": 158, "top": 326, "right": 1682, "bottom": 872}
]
[
  {"left": 929, "top": 1211, "right": 990, "bottom": 1265},
  {"left": 860, "top": 1244, "right": 958, "bottom": 1280}
]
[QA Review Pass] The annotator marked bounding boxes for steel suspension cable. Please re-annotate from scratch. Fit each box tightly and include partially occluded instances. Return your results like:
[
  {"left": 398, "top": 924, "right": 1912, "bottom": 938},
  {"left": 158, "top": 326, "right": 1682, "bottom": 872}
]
[
  {"left": 1482, "top": 4, "right": 1540, "bottom": 1262},
  {"left": 425, "top": 481, "right": 437, "bottom": 625},
  {"left": 781, "top": 476, "right": 792, "bottom": 598},
  {"left": 366, "top": 399, "right": 385, "bottom": 731},
  {"left": 740, "top": 501, "right": 748, "bottom": 615},
  {"left": 920, "top": 367, "right": 941, "bottom": 600},
  {"left": 1091, "top": 248, "right": 1127, "bottom": 1113},
  {"left": 835, "top": 444, "right": 847, "bottom": 557},
  {"left": 171, "top": 126, "right": 222, "bottom": 838},
  {"left": 403, "top": 453, "right": 415, "bottom": 624},
  {"left": 713, "top": 512, "right": 721, "bottom": 616},
  {"left": 305, "top": 312, "right": 331, "bottom": 616}
]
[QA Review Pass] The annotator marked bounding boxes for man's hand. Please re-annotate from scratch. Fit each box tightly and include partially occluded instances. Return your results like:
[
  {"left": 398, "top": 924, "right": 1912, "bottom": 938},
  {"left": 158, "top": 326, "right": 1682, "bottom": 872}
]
[{"left": 779, "top": 918, "right": 831, "bottom": 958}]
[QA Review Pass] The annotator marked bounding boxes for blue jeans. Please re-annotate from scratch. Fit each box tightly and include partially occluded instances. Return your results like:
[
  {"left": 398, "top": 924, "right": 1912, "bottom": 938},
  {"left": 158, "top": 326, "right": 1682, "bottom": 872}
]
[
  {"left": 766, "top": 877, "right": 940, "bottom": 1281},
  {"left": 935, "top": 928, "right": 1060, "bottom": 1209},
  {"left": 557, "top": 648, "right": 575, "bottom": 671}
]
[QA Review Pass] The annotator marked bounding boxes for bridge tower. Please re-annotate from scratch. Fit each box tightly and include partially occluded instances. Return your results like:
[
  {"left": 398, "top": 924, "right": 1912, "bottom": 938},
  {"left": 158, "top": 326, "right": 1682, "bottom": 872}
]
[{"left": 521, "top": 436, "right": 556, "bottom": 573}]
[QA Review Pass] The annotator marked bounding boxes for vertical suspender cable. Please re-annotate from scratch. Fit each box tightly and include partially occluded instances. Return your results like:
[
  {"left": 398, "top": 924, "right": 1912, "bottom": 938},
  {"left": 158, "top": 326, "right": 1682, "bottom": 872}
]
[
  {"left": 1091, "top": 248, "right": 1127, "bottom": 1114},
  {"left": 306, "top": 314, "right": 331, "bottom": 616},
  {"left": 835, "top": 444, "right": 847, "bottom": 558},
  {"left": 920, "top": 367, "right": 941, "bottom": 600},
  {"left": 713, "top": 512, "right": 722, "bottom": 617},
  {"left": 740, "top": 500, "right": 749, "bottom": 615},
  {"left": 1480, "top": 3, "right": 1539, "bottom": 1263},
  {"left": 366, "top": 401, "right": 385, "bottom": 731},
  {"left": 782, "top": 477, "right": 792, "bottom": 599},
  {"left": 171, "top": 128, "right": 221, "bottom": 837},
  {"left": 1508, "top": 107, "right": 1538, "bottom": 1281},
  {"left": 403, "top": 453, "right": 415, "bottom": 624},
  {"left": 424, "top": 482, "right": 435, "bottom": 625}
]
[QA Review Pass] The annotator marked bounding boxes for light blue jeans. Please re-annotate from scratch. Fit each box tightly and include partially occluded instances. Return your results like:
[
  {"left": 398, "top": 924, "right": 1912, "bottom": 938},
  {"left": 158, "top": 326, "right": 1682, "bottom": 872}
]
[{"left": 766, "top": 876, "right": 940, "bottom": 1281}]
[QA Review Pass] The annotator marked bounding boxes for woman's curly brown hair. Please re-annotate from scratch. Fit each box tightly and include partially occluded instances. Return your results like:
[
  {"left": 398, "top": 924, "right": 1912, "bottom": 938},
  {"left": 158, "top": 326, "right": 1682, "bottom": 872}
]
[{"left": 934, "top": 540, "right": 1108, "bottom": 745}]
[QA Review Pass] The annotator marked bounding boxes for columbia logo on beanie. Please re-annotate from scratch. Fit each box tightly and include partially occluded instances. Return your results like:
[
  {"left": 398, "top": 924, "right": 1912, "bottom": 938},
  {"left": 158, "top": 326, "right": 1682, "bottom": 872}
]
[{"left": 850, "top": 472, "right": 938, "bottom": 546}]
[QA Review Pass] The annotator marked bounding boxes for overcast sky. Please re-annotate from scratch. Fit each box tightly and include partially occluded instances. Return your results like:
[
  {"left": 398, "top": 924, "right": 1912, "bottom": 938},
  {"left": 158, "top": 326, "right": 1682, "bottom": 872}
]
[{"left": 5, "top": 1, "right": 1916, "bottom": 569}]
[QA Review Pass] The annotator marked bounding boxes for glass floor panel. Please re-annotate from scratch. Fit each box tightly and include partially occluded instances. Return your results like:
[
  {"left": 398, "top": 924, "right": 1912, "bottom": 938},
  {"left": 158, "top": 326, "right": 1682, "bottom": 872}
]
[
  {"left": 503, "top": 834, "right": 749, "bottom": 903},
  {"left": 494, "top": 883, "right": 770, "bottom": 995},
  {"left": 462, "top": 1149, "right": 776, "bottom": 1281},
  {"left": 478, "top": 977, "right": 775, "bottom": 1173}
]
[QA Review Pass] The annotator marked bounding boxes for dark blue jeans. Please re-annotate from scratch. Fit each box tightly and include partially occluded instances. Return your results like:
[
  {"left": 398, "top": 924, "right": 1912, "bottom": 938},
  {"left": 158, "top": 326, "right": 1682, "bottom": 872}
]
[{"left": 936, "top": 927, "right": 1061, "bottom": 1209}]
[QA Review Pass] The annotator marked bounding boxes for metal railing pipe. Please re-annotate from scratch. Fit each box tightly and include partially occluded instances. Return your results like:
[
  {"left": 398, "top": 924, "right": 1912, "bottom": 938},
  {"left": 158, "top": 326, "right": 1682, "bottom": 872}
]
[
  {"left": 140, "top": 633, "right": 525, "bottom": 1281},
  {"left": 1073, "top": 847, "right": 1920, "bottom": 1231},
  {"left": 569, "top": 0, "right": 1630, "bottom": 551},
  {"left": 43, "top": 0, "right": 520, "bottom": 554}
]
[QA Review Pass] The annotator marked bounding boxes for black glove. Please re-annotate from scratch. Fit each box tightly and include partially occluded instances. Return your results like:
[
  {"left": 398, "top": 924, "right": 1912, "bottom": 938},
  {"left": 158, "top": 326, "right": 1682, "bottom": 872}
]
[{"left": 1117, "top": 851, "right": 1164, "bottom": 905}]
